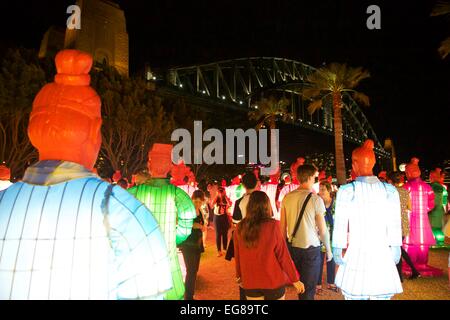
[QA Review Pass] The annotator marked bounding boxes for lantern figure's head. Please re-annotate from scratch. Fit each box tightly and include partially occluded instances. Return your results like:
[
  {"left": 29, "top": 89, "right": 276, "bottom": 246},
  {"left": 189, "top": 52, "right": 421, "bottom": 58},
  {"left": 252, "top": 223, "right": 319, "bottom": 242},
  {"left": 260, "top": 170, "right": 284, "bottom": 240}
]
[
  {"left": 352, "top": 139, "right": 376, "bottom": 177},
  {"left": 231, "top": 175, "right": 241, "bottom": 185},
  {"left": 318, "top": 170, "right": 326, "bottom": 181},
  {"left": 170, "top": 160, "right": 190, "bottom": 185},
  {"left": 0, "top": 165, "right": 10, "bottom": 181},
  {"left": 112, "top": 170, "right": 122, "bottom": 183},
  {"left": 429, "top": 168, "right": 442, "bottom": 183},
  {"left": 326, "top": 175, "right": 333, "bottom": 184},
  {"left": 221, "top": 179, "right": 227, "bottom": 187},
  {"left": 147, "top": 143, "right": 173, "bottom": 178},
  {"left": 405, "top": 157, "right": 421, "bottom": 180},
  {"left": 439, "top": 172, "right": 446, "bottom": 185},
  {"left": 253, "top": 168, "right": 260, "bottom": 180},
  {"left": 378, "top": 171, "right": 387, "bottom": 181},
  {"left": 187, "top": 171, "right": 196, "bottom": 185},
  {"left": 290, "top": 157, "right": 305, "bottom": 183},
  {"left": 28, "top": 50, "right": 102, "bottom": 170}
]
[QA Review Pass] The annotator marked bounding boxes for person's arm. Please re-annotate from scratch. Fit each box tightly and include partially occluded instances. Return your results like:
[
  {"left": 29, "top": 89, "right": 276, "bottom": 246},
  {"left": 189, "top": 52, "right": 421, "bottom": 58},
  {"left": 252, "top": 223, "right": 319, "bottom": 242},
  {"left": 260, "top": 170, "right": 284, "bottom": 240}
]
[
  {"left": 175, "top": 188, "right": 197, "bottom": 245},
  {"left": 273, "top": 221, "right": 305, "bottom": 294},
  {"left": 279, "top": 200, "right": 287, "bottom": 240},
  {"left": 315, "top": 197, "right": 332, "bottom": 261},
  {"left": 273, "top": 222, "right": 299, "bottom": 282},
  {"left": 105, "top": 185, "right": 172, "bottom": 299},
  {"left": 232, "top": 198, "right": 243, "bottom": 224}
]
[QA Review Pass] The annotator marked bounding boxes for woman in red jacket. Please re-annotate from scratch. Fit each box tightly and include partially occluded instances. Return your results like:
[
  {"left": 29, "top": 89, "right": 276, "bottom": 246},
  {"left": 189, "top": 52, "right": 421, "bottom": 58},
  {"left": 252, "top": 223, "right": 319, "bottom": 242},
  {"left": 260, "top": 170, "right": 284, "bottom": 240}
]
[{"left": 234, "top": 191, "right": 305, "bottom": 300}]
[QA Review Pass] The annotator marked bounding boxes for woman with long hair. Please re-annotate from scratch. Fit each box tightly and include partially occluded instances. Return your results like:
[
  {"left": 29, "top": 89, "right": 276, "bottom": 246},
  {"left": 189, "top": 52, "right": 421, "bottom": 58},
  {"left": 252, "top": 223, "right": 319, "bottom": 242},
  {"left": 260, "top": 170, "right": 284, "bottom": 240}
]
[
  {"left": 234, "top": 191, "right": 305, "bottom": 300},
  {"left": 214, "top": 186, "right": 232, "bottom": 257}
]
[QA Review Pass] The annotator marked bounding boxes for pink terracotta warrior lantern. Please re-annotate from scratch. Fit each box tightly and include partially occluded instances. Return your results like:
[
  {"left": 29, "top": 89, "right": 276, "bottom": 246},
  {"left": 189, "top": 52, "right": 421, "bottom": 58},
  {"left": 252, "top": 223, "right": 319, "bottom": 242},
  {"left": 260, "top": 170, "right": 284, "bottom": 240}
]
[{"left": 403, "top": 157, "right": 442, "bottom": 276}]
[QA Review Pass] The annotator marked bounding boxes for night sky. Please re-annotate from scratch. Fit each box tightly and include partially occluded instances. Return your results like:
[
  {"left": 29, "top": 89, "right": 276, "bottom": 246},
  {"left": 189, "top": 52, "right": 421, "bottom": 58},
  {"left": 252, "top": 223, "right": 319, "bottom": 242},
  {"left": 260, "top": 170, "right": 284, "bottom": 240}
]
[{"left": 2, "top": 0, "right": 449, "bottom": 169}]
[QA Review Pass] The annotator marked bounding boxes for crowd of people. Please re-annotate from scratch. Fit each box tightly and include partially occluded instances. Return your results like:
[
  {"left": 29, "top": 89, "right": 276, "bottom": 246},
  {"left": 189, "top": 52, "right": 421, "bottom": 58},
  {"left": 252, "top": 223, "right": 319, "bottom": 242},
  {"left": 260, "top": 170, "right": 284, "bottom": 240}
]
[
  {"left": 0, "top": 49, "right": 448, "bottom": 301},
  {"left": 88, "top": 146, "right": 448, "bottom": 300}
]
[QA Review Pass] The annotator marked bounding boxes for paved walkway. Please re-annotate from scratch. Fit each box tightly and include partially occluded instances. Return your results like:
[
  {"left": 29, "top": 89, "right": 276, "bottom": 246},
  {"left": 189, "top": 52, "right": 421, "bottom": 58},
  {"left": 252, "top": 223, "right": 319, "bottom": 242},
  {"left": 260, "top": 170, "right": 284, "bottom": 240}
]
[{"left": 191, "top": 228, "right": 450, "bottom": 300}]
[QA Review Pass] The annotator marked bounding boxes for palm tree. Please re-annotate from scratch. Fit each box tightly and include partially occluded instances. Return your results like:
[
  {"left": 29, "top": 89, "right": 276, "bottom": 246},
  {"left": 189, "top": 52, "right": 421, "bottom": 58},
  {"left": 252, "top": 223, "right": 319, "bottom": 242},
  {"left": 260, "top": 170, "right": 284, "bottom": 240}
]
[
  {"left": 248, "top": 96, "right": 292, "bottom": 173},
  {"left": 431, "top": 1, "right": 450, "bottom": 58},
  {"left": 302, "top": 63, "right": 370, "bottom": 185}
]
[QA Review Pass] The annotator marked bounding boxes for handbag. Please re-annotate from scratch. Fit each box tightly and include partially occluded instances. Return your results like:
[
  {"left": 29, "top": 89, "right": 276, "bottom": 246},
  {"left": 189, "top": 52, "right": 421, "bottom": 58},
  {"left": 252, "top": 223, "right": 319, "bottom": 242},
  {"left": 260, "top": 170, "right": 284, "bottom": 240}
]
[{"left": 286, "top": 193, "right": 312, "bottom": 256}]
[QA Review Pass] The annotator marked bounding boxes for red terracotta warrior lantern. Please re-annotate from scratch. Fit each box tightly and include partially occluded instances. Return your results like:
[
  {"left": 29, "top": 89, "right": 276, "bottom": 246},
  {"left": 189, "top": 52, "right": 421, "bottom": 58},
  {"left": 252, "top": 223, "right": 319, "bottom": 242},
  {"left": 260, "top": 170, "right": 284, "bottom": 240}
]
[
  {"left": 170, "top": 160, "right": 190, "bottom": 186},
  {"left": 28, "top": 50, "right": 102, "bottom": 170},
  {"left": 0, "top": 49, "right": 173, "bottom": 300},
  {"left": 0, "top": 165, "right": 11, "bottom": 181}
]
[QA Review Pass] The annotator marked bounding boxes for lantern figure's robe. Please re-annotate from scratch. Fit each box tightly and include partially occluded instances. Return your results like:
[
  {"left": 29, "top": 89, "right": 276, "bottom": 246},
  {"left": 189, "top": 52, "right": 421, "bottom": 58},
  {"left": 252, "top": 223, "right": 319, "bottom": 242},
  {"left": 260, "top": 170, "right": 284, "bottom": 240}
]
[
  {"left": 177, "top": 184, "right": 197, "bottom": 198},
  {"left": 332, "top": 176, "right": 403, "bottom": 299},
  {"left": 429, "top": 182, "right": 448, "bottom": 247},
  {"left": 0, "top": 181, "right": 12, "bottom": 192},
  {"left": 0, "top": 160, "right": 172, "bottom": 299},
  {"left": 128, "top": 178, "right": 196, "bottom": 300}
]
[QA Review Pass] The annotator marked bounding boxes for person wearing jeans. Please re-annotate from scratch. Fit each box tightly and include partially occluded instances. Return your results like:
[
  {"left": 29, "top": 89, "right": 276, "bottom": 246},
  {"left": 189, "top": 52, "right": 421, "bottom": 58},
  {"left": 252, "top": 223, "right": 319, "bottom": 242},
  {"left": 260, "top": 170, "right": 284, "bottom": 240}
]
[{"left": 280, "top": 164, "right": 332, "bottom": 300}]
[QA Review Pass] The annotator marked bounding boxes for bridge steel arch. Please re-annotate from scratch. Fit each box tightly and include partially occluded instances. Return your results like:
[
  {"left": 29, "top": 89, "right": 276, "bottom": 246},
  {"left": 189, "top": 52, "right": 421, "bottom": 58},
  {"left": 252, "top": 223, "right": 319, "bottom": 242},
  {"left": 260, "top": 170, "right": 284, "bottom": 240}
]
[{"left": 166, "top": 57, "right": 390, "bottom": 158}]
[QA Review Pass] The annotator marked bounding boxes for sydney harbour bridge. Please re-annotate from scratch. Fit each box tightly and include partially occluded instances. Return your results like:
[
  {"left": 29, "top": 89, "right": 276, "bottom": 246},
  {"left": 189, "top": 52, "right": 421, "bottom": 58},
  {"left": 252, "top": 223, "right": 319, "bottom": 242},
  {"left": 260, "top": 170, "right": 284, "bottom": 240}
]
[{"left": 154, "top": 56, "right": 391, "bottom": 163}]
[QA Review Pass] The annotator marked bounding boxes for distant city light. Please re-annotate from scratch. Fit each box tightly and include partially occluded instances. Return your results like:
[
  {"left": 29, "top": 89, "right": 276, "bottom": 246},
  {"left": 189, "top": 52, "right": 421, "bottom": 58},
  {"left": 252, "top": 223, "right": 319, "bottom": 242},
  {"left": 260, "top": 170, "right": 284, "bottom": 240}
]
[{"left": 179, "top": 84, "right": 183, "bottom": 88}]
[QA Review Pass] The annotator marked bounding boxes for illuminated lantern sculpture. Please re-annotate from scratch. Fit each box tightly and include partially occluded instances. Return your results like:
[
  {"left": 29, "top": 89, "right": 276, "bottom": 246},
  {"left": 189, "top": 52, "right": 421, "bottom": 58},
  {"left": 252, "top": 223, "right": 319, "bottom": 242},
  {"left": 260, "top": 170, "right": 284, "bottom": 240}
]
[
  {"left": 170, "top": 160, "right": 197, "bottom": 197},
  {"left": 128, "top": 143, "right": 196, "bottom": 300},
  {"left": 429, "top": 168, "right": 448, "bottom": 247},
  {"left": 0, "top": 165, "right": 12, "bottom": 191},
  {"left": 378, "top": 171, "right": 387, "bottom": 182},
  {"left": 0, "top": 50, "right": 172, "bottom": 299},
  {"left": 260, "top": 166, "right": 280, "bottom": 219},
  {"left": 403, "top": 158, "right": 442, "bottom": 276},
  {"left": 278, "top": 157, "right": 305, "bottom": 205},
  {"left": 332, "top": 140, "right": 403, "bottom": 300},
  {"left": 112, "top": 170, "right": 122, "bottom": 183}
]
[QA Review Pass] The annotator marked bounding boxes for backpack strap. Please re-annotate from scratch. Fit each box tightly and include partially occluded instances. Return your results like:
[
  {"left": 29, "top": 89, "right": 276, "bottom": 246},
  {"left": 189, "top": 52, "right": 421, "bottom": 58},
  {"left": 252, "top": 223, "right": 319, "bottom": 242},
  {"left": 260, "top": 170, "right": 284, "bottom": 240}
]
[{"left": 288, "top": 192, "right": 313, "bottom": 244}]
